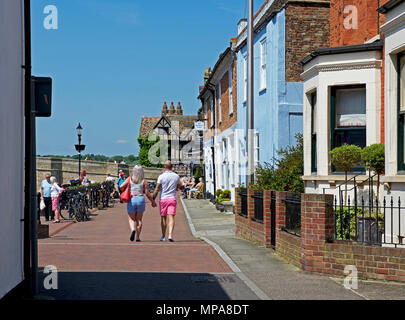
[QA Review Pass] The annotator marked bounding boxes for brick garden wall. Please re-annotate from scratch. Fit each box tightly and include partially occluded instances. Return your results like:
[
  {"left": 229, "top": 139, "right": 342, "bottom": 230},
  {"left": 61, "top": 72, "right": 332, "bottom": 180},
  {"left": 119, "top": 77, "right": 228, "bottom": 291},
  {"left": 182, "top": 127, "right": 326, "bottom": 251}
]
[
  {"left": 235, "top": 188, "right": 266, "bottom": 246},
  {"left": 235, "top": 189, "right": 405, "bottom": 283},
  {"left": 277, "top": 231, "right": 302, "bottom": 268}
]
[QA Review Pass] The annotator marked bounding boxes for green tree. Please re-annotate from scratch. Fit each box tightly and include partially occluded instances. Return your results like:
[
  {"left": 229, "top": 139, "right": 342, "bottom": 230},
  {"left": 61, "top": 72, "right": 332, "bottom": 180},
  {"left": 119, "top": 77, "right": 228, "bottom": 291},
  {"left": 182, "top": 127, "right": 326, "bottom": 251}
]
[
  {"left": 330, "top": 144, "right": 362, "bottom": 206},
  {"left": 137, "top": 133, "right": 165, "bottom": 168},
  {"left": 194, "top": 166, "right": 202, "bottom": 181},
  {"left": 255, "top": 133, "right": 304, "bottom": 193}
]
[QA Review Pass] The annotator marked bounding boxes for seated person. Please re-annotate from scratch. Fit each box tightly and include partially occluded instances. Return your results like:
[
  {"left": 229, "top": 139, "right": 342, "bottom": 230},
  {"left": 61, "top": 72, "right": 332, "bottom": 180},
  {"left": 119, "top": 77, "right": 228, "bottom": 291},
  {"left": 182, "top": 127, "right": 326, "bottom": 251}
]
[
  {"left": 188, "top": 178, "right": 203, "bottom": 199},
  {"left": 182, "top": 177, "right": 194, "bottom": 198}
]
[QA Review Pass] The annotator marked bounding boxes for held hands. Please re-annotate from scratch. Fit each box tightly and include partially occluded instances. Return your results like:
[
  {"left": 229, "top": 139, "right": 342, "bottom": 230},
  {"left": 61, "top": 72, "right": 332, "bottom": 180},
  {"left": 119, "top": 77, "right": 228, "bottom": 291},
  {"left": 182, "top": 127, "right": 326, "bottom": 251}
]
[{"left": 151, "top": 199, "right": 157, "bottom": 208}]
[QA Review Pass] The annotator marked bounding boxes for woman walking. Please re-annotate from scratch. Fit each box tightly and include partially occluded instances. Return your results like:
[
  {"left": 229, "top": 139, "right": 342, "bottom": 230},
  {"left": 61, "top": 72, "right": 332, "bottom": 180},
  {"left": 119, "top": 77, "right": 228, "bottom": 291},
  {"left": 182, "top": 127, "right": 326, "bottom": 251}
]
[
  {"left": 120, "top": 165, "right": 156, "bottom": 242},
  {"left": 50, "top": 176, "right": 64, "bottom": 223}
]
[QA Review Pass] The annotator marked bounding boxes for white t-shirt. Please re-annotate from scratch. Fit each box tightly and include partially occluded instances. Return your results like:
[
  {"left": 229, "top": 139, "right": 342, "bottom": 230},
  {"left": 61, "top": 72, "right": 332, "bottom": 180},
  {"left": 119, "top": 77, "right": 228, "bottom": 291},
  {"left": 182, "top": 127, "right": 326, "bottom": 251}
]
[
  {"left": 51, "top": 183, "right": 63, "bottom": 198},
  {"left": 157, "top": 171, "right": 180, "bottom": 200}
]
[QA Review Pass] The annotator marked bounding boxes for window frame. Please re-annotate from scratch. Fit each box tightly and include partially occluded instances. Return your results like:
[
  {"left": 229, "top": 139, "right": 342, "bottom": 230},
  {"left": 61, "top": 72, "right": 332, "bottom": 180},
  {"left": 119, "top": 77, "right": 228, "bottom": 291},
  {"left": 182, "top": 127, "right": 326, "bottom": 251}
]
[
  {"left": 218, "top": 82, "right": 222, "bottom": 124},
  {"left": 209, "top": 99, "right": 214, "bottom": 129},
  {"left": 243, "top": 55, "right": 247, "bottom": 103},
  {"left": 330, "top": 84, "right": 367, "bottom": 173},
  {"left": 311, "top": 92, "right": 317, "bottom": 174},
  {"left": 259, "top": 39, "right": 267, "bottom": 92},
  {"left": 229, "top": 68, "right": 233, "bottom": 115},
  {"left": 398, "top": 52, "right": 405, "bottom": 172}
]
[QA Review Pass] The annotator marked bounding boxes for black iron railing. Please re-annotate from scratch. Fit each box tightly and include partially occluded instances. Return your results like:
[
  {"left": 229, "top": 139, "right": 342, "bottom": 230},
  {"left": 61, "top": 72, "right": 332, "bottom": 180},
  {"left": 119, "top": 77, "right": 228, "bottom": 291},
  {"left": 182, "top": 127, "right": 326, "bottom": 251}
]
[
  {"left": 334, "top": 195, "right": 405, "bottom": 247},
  {"left": 239, "top": 189, "right": 248, "bottom": 218},
  {"left": 283, "top": 193, "right": 301, "bottom": 236},
  {"left": 251, "top": 191, "right": 264, "bottom": 223}
]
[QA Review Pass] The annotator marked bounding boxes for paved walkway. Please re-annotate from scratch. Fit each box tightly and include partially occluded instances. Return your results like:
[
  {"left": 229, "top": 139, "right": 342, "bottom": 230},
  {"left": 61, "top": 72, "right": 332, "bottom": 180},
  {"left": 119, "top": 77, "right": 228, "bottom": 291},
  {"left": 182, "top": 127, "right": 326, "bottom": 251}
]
[
  {"left": 181, "top": 199, "right": 405, "bottom": 300},
  {"left": 37, "top": 199, "right": 258, "bottom": 300}
]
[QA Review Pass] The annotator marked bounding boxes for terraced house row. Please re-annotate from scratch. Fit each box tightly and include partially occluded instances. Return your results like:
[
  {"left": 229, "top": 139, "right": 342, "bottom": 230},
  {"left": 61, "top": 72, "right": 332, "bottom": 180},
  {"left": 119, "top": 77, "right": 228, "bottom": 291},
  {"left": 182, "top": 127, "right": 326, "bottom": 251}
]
[
  {"left": 197, "top": 0, "right": 405, "bottom": 213},
  {"left": 198, "top": 0, "right": 330, "bottom": 201}
]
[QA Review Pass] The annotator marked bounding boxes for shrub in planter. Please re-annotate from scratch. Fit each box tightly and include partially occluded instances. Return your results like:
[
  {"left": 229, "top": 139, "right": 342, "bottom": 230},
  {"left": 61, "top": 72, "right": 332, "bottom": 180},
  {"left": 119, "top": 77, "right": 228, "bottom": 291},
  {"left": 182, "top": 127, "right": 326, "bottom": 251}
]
[
  {"left": 216, "top": 194, "right": 230, "bottom": 204},
  {"left": 222, "top": 189, "right": 231, "bottom": 199},
  {"left": 361, "top": 144, "right": 385, "bottom": 201},
  {"left": 335, "top": 206, "right": 384, "bottom": 241},
  {"left": 330, "top": 144, "right": 362, "bottom": 206},
  {"left": 216, "top": 189, "right": 223, "bottom": 198}
]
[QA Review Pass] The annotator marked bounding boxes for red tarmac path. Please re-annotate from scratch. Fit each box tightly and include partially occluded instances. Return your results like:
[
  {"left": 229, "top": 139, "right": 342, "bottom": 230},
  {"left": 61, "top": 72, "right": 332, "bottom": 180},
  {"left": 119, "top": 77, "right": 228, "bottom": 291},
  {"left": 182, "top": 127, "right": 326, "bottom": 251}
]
[{"left": 38, "top": 198, "right": 232, "bottom": 274}]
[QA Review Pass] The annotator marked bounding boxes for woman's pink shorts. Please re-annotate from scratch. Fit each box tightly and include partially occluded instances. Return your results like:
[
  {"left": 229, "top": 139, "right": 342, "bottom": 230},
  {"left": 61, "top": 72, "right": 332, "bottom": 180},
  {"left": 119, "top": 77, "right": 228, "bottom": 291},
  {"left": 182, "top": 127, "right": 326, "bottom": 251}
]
[
  {"left": 159, "top": 198, "right": 177, "bottom": 217},
  {"left": 52, "top": 197, "right": 59, "bottom": 211}
]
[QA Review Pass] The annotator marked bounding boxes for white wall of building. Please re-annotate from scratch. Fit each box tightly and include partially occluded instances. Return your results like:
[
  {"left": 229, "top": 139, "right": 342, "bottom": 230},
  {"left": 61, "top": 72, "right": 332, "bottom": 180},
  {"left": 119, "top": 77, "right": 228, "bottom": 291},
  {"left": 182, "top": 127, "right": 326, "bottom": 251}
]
[
  {"left": 0, "top": 0, "right": 25, "bottom": 298},
  {"left": 380, "top": 2, "right": 405, "bottom": 244}
]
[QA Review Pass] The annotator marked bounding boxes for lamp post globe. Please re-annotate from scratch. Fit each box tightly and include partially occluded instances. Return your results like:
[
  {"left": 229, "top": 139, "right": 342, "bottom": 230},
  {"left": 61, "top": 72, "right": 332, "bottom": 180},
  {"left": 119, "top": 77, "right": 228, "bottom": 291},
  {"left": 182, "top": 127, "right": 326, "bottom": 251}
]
[{"left": 76, "top": 123, "right": 83, "bottom": 137}]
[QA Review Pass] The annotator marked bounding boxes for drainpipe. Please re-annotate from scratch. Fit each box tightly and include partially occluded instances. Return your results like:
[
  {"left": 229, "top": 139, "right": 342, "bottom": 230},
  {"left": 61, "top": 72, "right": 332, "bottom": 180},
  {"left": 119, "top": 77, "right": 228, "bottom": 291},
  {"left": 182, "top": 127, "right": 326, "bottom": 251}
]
[{"left": 23, "top": 0, "right": 33, "bottom": 298}]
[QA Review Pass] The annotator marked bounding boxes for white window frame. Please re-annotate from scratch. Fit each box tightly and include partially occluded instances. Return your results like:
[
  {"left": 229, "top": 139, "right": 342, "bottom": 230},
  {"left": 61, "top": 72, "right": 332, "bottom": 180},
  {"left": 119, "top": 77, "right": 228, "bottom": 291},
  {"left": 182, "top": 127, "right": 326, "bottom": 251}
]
[
  {"left": 243, "top": 55, "right": 247, "bottom": 103},
  {"left": 229, "top": 68, "right": 233, "bottom": 115},
  {"left": 260, "top": 39, "right": 267, "bottom": 92},
  {"left": 254, "top": 130, "right": 259, "bottom": 167},
  {"left": 218, "top": 82, "right": 222, "bottom": 124},
  {"left": 210, "top": 99, "right": 214, "bottom": 128}
]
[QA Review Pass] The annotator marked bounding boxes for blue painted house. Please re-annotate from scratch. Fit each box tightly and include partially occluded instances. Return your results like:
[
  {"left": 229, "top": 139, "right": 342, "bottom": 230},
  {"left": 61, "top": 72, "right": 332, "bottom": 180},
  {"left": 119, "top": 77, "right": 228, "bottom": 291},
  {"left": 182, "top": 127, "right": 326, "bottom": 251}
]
[{"left": 234, "top": 0, "right": 330, "bottom": 185}]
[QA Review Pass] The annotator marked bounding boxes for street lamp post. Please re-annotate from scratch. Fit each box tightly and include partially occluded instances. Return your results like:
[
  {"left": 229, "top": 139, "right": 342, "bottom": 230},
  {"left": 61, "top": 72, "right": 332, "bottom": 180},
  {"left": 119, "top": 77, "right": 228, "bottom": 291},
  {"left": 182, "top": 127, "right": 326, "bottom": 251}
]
[{"left": 75, "top": 123, "right": 86, "bottom": 181}]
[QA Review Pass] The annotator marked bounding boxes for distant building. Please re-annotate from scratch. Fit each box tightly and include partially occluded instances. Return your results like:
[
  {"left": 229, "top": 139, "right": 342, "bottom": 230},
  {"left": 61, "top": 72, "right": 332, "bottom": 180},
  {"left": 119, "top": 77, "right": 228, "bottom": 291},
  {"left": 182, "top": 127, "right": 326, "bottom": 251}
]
[
  {"left": 139, "top": 102, "right": 201, "bottom": 175},
  {"left": 198, "top": 46, "right": 238, "bottom": 201}
]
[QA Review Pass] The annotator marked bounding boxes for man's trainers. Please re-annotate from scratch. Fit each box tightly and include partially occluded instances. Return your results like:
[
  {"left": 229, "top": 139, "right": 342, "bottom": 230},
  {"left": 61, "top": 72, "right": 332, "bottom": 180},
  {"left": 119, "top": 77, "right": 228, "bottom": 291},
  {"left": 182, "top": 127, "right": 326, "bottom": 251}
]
[
  {"left": 160, "top": 237, "right": 166, "bottom": 242},
  {"left": 168, "top": 236, "right": 174, "bottom": 242}
]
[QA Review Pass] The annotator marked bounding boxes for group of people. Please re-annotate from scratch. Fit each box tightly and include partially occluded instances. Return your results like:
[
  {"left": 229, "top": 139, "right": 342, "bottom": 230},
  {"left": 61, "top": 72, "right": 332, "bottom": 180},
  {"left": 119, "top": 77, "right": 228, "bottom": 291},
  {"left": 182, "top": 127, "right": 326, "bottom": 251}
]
[{"left": 181, "top": 176, "right": 204, "bottom": 199}]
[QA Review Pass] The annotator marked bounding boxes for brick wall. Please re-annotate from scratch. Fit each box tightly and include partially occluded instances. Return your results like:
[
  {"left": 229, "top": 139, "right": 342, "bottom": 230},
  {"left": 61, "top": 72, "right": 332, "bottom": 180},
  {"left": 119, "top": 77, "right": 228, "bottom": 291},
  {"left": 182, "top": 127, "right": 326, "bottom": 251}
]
[
  {"left": 329, "top": 0, "right": 389, "bottom": 47},
  {"left": 328, "top": 0, "right": 388, "bottom": 144},
  {"left": 299, "top": 194, "right": 405, "bottom": 282},
  {"left": 235, "top": 189, "right": 405, "bottom": 283},
  {"left": 235, "top": 188, "right": 272, "bottom": 247},
  {"left": 285, "top": 1, "right": 330, "bottom": 82},
  {"left": 322, "top": 242, "right": 405, "bottom": 282},
  {"left": 277, "top": 231, "right": 302, "bottom": 268}
]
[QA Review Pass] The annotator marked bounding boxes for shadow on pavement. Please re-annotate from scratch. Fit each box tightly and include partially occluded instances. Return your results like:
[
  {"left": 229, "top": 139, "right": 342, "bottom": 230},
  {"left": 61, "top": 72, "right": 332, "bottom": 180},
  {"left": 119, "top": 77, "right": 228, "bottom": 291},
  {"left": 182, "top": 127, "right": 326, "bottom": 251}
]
[{"left": 37, "top": 271, "right": 237, "bottom": 300}]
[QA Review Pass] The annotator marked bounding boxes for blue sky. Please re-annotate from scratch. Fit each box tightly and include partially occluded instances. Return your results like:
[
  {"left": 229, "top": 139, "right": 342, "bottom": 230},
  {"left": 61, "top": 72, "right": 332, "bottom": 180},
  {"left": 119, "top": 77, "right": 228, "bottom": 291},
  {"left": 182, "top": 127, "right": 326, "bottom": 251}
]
[{"left": 33, "top": 0, "right": 262, "bottom": 156}]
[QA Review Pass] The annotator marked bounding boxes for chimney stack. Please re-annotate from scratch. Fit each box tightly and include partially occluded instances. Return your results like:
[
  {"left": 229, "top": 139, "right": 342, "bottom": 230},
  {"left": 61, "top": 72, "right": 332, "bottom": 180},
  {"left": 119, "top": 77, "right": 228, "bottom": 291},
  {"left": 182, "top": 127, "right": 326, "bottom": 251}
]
[
  {"left": 204, "top": 67, "right": 211, "bottom": 84},
  {"left": 238, "top": 18, "right": 247, "bottom": 35},
  {"left": 176, "top": 102, "right": 183, "bottom": 115},
  {"left": 161, "top": 101, "right": 168, "bottom": 116},
  {"left": 169, "top": 102, "right": 175, "bottom": 115}
]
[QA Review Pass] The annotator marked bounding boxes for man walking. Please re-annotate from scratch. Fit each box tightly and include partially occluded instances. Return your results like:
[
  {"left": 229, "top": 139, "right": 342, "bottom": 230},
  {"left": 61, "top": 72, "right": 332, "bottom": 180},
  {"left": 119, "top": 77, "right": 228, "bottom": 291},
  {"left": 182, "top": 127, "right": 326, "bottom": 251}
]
[
  {"left": 153, "top": 161, "right": 182, "bottom": 242},
  {"left": 40, "top": 173, "right": 54, "bottom": 221}
]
